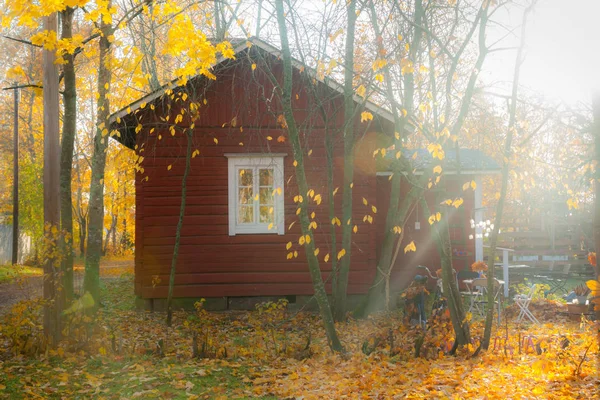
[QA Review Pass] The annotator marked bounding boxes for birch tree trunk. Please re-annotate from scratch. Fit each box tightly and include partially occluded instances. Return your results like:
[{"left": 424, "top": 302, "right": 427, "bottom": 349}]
[
  {"left": 275, "top": 0, "right": 343, "bottom": 352},
  {"left": 479, "top": 1, "right": 535, "bottom": 352},
  {"left": 43, "top": 11, "right": 63, "bottom": 344},
  {"left": 166, "top": 129, "right": 192, "bottom": 327},
  {"left": 84, "top": 9, "right": 114, "bottom": 306},
  {"left": 334, "top": 0, "right": 357, "bottom": 322},
  {"left": 60, "top": 7, "right": 76, "bottom": 302}
]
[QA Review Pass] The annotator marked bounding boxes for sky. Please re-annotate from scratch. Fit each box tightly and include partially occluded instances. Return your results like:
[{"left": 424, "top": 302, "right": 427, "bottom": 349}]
[{"left": 485, "top": 0, "right": 600, "bottom": 107}]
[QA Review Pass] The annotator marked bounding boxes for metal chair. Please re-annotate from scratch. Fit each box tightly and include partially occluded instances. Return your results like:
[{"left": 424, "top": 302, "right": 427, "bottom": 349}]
[
  {"left": 514, "top": 284, "right": 540, "bottom": 324},
  {"left": 469, "top": 277, "right": 503, "bottom": 322}
]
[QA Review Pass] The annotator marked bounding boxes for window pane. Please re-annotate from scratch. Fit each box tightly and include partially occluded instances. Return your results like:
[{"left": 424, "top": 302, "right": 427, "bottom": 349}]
[
  {"left": 238, "top": 205, "right": 253, "bottom": 223},
  {"left": 259, "top": 188, "right": 274, "bottom": 205},
  {"left": 238, "top": 169, "right": 253, "bottom": 186},
  {"left": 259, "top": 169, "right": 273, "bottom": 186},
  {"left": 259, "top": 206, "right": 274, "bottom": 223},
  {"left": 238, "top": 187, "right": 253, "bottom": 205}
]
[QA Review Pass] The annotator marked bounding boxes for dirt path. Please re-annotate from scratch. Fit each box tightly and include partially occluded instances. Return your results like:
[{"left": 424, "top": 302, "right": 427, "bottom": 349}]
[{"left": 0, "top": 259, "right": 133, "bottom": 315}]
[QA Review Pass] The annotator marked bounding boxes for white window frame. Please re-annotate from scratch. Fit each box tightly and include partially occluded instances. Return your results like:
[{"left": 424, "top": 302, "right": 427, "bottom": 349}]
[{"left": 226, "top": 153, "right": 286, "bottom": 236}]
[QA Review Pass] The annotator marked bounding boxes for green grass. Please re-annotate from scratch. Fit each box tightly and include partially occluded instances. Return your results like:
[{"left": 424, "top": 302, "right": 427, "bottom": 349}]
[
  {"left": 0, "top": 264, "right": 42, "bottom": 283},
  {"left": 0, "top": 356, "right": 278, "bottom": 399}
]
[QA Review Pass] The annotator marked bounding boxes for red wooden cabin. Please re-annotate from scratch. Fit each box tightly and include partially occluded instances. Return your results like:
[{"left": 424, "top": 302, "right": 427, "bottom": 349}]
[{"left": 110, "top": 38, "right": 499, "bottom": 310}]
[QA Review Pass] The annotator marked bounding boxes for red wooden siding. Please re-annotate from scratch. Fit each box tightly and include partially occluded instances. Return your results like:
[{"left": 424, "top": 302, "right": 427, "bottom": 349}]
[
  {"left": 125, "top": 50, "right": 475, "bottom": 300},
  {"left": 376, "top": 175, "right": 476, "bottom": 292},
  {"left": 131, "top": 55, "right": 383, "bottom": 299}
]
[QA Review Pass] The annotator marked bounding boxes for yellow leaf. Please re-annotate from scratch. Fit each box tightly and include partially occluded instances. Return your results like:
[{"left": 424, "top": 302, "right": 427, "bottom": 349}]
[
  {"left": 433, "top": 165, "right": 442, "bottom": 174},
  {"left": 371, "top": 205, "right": 377, "bottom": 214},
  {"left": 452, "top": 198, "right": 464, "bottom": 208},
  {"left": 296, "top": 208, "right": 301, "bottom": 215},
  {"left": 299, "top": 236, "right": 305, "bottom": 245},
  {"left": 286, "top": 242, "right": 292, "bottom": 250},
  {"left": 213, "top": 137, "right": 218, "bottom": 144},
  {"left": 404, "top": 241, "right": 416, "bottom": 253},
  {"left": 333, "top": 187, "right": 339, "bottom": 196},
  {"left": 314, "top": 248, "right": 320, "bottom": 256},
  {"left": 293, "top": 160, "right": 298, "bottom": 167},
  {"left": 288, "top": 221, "right": 296, "bottom": 230},
  {"left": 266, "top": 136, "right": 273, "bottom": 141},
  {"left": 586, "top": 280, "right": 600, "bottom": 292},
  {"left": 267, "top": 223, "right": 274, "bottom": 230},
  {"left": 470, "top": 180, "right": 477, "bottom": 190},
  {"left": 356, "top": 85, "right": 366, "bottom": 98},
  {"left": 360, "top": 111, "right": 373, "bottom": 122},
  {"left": 462, "top": 181, "right": 470, "bottom": 191},
  {"left": 314, "top": 194, "right": 322, "bottom": 205},
  {"left": 396, "top": 151, "right": 402, "bottom": 159},
  {"left": 167, "top": 165, "right": 172, "bottom": 171},
  {"left": 311, "top": 211, "right": 315, "bottom": 219},
  {"left": 305, "top": 234, "right": 311, "bottom": 244},
  {"left": 324, "top": 253, "right": 330, "bottom": 262},
  {"left": 294, "top": 251, "right": 298, "bottom": 258},
  {"left": 393, "top": 226, "right": 402, "bottom": 234},
  {"left": 353, "top": 225, "right": 358, "bottom": 233},
  {"left": 363, "top": 198, "right": 368, "bottom": 206},
  {"left": 337, "top": 248, "right": 346, "bottom": 260},
  {"left": 436, "top": 212, "right": 441, "bottom": 221},
  {"left": 428, "top": 215, "right": 436, "bottom": 225},
  {"left": 287, "top": 252, "right": 293, "bottom": 260},
  {"left": 251, "top": 63, "right": 257, "bottom": 71}
]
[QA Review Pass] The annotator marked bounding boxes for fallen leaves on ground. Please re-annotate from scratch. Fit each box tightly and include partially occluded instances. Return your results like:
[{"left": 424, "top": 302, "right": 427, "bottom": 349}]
[{"left": 0, "top": 275, "right": 598, "bottom": 399}]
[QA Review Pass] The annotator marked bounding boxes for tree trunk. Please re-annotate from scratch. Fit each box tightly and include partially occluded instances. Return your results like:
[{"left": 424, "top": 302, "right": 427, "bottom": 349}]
[
  {"left": 355, "top": 177, "right": 427, "bottom": 317},
  {"left": 60, "top": 7, "right": 76, "bottom": 302},
  {"left": 593, "top": 92, "right": 600, "bottom": 278},
  {"left": 479, "top": 1, "right": 534, "bottom": 352},
  {"left": 166, "top": 129, "right": 193, "bottom": 327},
  {"left": 275, "top": 0, "right": 343, "bottom": 352},
  {"left": 423, "top": 199, "right": 471, "bottom": 346},
  {"left": 42, "top": 12, "right": 63, "bottom": 344},
  {"left": 79, "top": 216, "right": 87, "bottom": 257},
  {"left": 325, "top": 126, "right": 338, "bottom": 313},
  {"left": 84, "top": 10, "right": 113, "bottom": 306},
  {"left": 354, "top": 0, "right": 423, "bottom": 318},
  {"left": 334, "top": 0, "right": 357, "bottom": 322}
]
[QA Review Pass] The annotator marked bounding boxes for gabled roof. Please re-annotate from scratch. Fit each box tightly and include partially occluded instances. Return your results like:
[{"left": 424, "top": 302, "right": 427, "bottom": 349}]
[{"left": 108, "top": 36, "right": 395, "bottom": 130}]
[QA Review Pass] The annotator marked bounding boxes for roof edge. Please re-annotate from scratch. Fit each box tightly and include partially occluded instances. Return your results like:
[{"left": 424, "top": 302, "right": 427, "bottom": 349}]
[{"left": 108, "top": 37, "right": 396, "bottom": 128}]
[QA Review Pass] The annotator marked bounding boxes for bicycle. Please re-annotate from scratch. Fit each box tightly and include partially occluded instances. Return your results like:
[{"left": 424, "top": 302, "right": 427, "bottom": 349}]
[{"left": 403, "top": 265, "right": 452, "bottom": 327}]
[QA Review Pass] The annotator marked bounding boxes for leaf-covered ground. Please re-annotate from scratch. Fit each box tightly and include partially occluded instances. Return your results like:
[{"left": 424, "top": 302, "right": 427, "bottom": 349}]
[{"left": 0, "top": 267, "right": 598, "bottom": 399}]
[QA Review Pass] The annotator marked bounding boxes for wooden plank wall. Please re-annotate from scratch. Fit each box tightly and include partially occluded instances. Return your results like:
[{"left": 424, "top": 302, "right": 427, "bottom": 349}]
[{"left": 132, "top": 56, "right": 386, "bottom": 299}]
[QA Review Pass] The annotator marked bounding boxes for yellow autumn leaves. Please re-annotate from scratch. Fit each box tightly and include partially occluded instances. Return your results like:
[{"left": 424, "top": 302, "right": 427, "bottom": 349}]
[{"left": 428, "top": 212, "right": 442, "bottom": 225}]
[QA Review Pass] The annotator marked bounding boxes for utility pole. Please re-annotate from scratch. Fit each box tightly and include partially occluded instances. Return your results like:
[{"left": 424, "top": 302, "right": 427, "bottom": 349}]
[
  {"left": 12, "top": 87, "right": 19, "bottom": 265},
  {"left": 43, "top": 12, "right": 62, "bottom": 343}
]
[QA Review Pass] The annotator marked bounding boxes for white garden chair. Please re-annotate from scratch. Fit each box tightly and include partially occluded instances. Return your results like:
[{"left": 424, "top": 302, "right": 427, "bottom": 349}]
[{"left": 514, "top": 284, "right": 540, "bottom": 324}]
